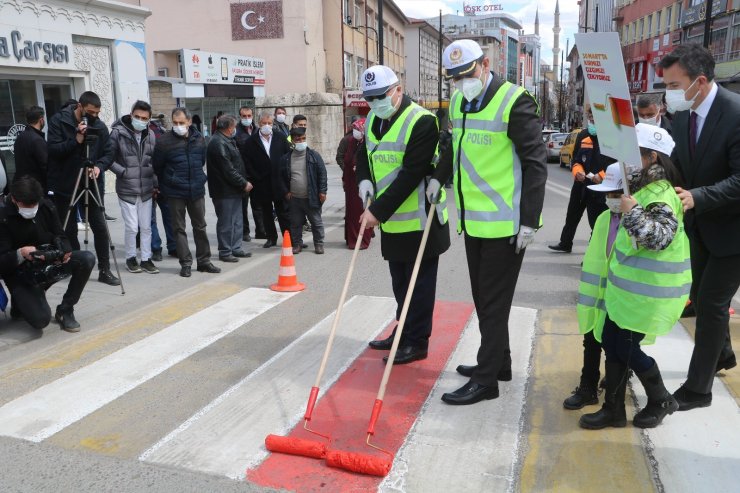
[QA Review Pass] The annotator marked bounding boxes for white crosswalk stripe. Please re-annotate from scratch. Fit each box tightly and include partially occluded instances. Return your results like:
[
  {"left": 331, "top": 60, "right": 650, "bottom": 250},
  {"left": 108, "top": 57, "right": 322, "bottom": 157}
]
[{"left": 0, "top": 288, "right": 296, "bottom": 442}]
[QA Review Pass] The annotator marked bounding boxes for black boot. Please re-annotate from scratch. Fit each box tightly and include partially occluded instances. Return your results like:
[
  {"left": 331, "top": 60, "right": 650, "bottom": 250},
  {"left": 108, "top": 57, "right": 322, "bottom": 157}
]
[
  {"left": 55, "top": 305, "right": 81, "bottom": 333},
  {"left": 633, "top": 362, "right": 678, "bottom": 428},
  {"left": 565, "top": 333, "right": 602, "bottom": 409},
  {"left": 579, "top": 361, "right": 628, "bottom": 430},
  {"left": 563, "top": 385, "right": 599, "bottom": 410}
]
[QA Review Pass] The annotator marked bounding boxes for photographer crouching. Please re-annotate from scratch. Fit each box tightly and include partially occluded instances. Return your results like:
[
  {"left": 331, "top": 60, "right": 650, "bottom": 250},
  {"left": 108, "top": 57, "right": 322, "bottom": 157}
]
[{"left": 0, "top": 177, "right": 95, "bottom": 332}]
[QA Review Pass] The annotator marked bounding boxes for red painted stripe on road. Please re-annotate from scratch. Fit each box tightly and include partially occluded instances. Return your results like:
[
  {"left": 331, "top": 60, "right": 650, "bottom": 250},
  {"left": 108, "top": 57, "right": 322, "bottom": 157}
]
[{"left": 247, "top": 300, "right": 474, "bottom": 492}]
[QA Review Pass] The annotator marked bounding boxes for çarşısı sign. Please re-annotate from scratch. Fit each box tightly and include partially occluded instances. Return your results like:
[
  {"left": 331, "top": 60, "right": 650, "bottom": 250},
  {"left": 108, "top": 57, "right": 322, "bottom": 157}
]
[
  {"left": 0, "top": 25, "right": 74, "bottom": 69},
  {"left": 181, "top": 49, "right": 265, "bottom": 86}
]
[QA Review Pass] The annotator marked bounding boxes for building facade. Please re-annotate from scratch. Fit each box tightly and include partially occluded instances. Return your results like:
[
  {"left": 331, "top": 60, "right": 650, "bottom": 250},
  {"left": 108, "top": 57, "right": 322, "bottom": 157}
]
[
  {"left": 0, "top": 0, "right": 150, "bottom": 181},
  {"left": 404, "top": 19, "right": 451, "bottom": 109}
]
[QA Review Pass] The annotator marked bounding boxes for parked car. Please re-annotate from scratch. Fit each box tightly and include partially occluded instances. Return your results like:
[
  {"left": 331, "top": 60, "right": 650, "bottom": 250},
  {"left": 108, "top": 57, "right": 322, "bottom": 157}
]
[
  {"left": 559, "top": 129, "right": 582, "bottom": 168},
  {"left": 541, "top": 129, "right": 559, "bottom": 142},
  {"left": 544, "top": 133, "right": 568, "bottom": 162}
]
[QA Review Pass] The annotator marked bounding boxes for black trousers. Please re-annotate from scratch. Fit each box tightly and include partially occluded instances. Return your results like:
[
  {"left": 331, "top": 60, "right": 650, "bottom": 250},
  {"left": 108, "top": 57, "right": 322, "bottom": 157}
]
[
  {"left": 685, "top": 233, "right": 740, "bottom": 393},
  {"left": 9, "top": 250, "right": 95, "bottom": 329},
  {"left": 53, "top": 194, "right": 111, "bottom": 271},
  {"left": 601, "top": 315, "right": 653, "bottom": 373},
  {"left": 261, "top": 198, "right": 290, "bottom": 242},
  {"left": 558, "top": 182, "right": 607, "bottom": 248},
  {"left": 464, "top": 235, "right": 524, "bottom": 387},
  {"left": 388, "top": 256, "right": 439, "bottom": 349},
  {"left": 579, "top": 331, "right": 603, "bottom": 389},
  {"left": 242, "top": 192, "right": 266, "bottom": 237}
]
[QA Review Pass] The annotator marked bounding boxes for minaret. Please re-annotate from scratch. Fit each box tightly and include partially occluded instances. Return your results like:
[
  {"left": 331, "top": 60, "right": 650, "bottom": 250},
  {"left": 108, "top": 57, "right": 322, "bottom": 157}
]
[
  {"left": 552, "top": 0, "right": 561, "bottom": 77},
  {"left": 535, "top": 7, "right": 540, "bottom": 36}
]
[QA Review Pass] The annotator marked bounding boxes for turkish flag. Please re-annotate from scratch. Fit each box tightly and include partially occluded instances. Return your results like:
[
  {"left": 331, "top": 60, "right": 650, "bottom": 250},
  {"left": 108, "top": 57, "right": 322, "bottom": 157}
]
[{"left": 231, "top": 1, "right": 284, "bottom": 40}]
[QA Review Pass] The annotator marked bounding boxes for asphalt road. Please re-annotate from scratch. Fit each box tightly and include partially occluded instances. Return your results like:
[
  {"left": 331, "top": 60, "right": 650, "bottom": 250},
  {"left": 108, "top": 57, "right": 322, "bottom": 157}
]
[{"left": 0, "top": 160, "right": 737, "bottom": 492}]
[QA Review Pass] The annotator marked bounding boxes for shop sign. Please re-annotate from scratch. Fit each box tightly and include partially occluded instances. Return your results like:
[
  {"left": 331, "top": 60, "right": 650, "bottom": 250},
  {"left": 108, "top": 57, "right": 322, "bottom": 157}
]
[
  {"left": 0, "top": 25, "right": 74, "bottom": 69},
  {"left": 344, "top": 89, "right": 369, "bottom": 108},
  {"left": 682, "top": 0, "right": 727, "bottom": 26},
  {"left": 463, "top": 3, "right": 504, "bottom": 14},
  {"left": 181, "top": 49, "right": 265, "bottom": 86}
]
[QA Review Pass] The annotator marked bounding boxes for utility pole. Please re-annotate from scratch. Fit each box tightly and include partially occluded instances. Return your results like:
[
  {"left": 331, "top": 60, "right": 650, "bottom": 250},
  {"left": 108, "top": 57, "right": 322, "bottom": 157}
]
[
  {"left": 438, "top": 10, "right": 443, "bottom": 111},
  {"left": 703, "top": 0, "right": 712, "bottom": 49},
  {"left": 378, "top": 0, "right": 384, "bottom": 65},
  {"left": 584, "top": 0, "right": 589, "bottom": 32}
]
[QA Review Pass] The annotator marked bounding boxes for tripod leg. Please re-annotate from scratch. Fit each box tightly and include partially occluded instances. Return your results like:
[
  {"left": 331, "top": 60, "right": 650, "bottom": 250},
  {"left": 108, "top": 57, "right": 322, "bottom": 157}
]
[
  {"left": 62, "top": 168, "right": 86, "bottom": 231},
  {"left": 90, "top": 176, "right": 125, "bottom": 295}
]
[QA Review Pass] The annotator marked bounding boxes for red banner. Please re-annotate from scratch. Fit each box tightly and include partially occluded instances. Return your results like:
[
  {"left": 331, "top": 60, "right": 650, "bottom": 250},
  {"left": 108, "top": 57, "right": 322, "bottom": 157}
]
[{"left": 231, "top": 1, "right": 284, "bottom": 41}]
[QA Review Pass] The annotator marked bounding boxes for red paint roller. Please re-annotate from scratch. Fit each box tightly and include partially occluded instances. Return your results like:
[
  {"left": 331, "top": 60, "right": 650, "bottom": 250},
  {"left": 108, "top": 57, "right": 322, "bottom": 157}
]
[
  {"left": 326, "top": 204, "right": 437, "bottom": 477},
  {"left": 265, "top": 212, "right": 373, "bottom": 459}
]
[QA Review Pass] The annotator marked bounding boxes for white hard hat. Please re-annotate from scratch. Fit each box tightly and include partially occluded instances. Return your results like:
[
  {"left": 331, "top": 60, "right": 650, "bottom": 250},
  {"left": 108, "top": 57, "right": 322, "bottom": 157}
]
[
  {"left": 635, "top": 123, "right": 675, "bottom": 156},
  {"left": 442, "top": 39, "right": 484, "bottom": 78},
  {"left": 588, "top": 163, "right": 625, "bottom": 192},
  {"left": 361, "top": 65, "right": 399, "bottom": 98}
]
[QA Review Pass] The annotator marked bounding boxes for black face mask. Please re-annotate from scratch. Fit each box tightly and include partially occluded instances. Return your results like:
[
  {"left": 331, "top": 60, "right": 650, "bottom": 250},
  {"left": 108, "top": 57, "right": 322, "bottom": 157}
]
[{"left": 84, "top": 113, "right": 98, "bottom": 126}]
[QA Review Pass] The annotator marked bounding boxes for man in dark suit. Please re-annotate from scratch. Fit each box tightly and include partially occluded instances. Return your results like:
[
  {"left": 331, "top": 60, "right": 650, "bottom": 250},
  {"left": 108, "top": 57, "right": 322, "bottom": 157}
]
[
  {"left": 13, "top": 106, "right": 48, "bottom": 188},
  {"left": 240, "top": 110, "right": 291, "bottom": 248},
  {"left": 659, "top": 43, "right": 740, "bottom": 411}
]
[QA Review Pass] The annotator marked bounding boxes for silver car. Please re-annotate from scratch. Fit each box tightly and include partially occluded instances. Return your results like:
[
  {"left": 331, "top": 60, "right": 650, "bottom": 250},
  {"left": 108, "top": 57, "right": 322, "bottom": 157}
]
[{"left": 544, "top": 133, "right": 568, "bottom": 162}]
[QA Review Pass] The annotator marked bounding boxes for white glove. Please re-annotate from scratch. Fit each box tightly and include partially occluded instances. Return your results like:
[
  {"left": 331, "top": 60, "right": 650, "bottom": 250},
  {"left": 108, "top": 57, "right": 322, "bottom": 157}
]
[
  {"left": 513, "top": 226, "right": 536, "bottom": 254},
  {"left": 358, "top": 180, "right": 374, "bottom": 209},
  {"left": 426, "top": 178, "right": 442, "bottom": 204}
]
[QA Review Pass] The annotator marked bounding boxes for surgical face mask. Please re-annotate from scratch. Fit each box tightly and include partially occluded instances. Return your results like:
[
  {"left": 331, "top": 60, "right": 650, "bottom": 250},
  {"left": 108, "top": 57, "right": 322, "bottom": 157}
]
[
  {"left": 172, "top": 125, "right": 188, "bottom": 136},
  {"left": 587, "top": 123, "right": 597, "bottom": 136},
  {"left": 18, "top": 204, "right": 39, "bottom": 219},
  {"left": 352, "top": 129, "right": 363, "bottom": 140},
  {"left": 131, "top": 117, "right": 148, "bottom": 132},
  {"left": 665, "top": 79, "right": 699, "bottom": 113},
  {"left": 294, "top": 142, "right": 308, "bottom": 152},
  {"left": 276, "top": 114, "right": 286, "bottom": 124},
  {"left": 638, "top": 115, "right": 659, "bottom": 126},
  {"left": 605, "top": 197, "right": 622, "bottom": 214},
  {"left": 455, "top": 72, "right": 486, "bottom": 102},
  {"left": 241, "top": 118, "right": 252, "bottom": 127},
  {"left": 260, "top": 124, "right": 273, "bottom": 136},
  {"left": 229, "top": 128, "right": 237, "bottom": 138}
]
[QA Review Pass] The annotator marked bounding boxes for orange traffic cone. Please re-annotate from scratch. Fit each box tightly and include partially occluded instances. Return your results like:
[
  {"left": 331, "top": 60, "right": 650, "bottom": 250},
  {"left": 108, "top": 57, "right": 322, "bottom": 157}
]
[{"left": 270, "top": 231, "right": 305, "bottom": 292}]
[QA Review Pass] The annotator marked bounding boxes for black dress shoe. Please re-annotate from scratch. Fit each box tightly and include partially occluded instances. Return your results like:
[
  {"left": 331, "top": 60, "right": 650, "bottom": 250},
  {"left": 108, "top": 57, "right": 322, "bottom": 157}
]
[
  {"left": 547, "top": 243, "right": 572, "bottom": 253},
  {"left": 263, "top": 239, "right": 277, "bottom": 248},
  {"left": 233, "top": 250, "right": 252, "bottom": 258},
  {"left": 383, "top": 345, "right": 428, "bottom": 365},
  {"left": 456, "top": 364, "right": 512, "bottom": 381},
  {"left": 717, "top": 354, "right": 737, "bottom": 373},
  {"left": 197, "top": 263, "right": 222, "bottom": 273},
  {"left": 369, "top": 329, "right": 396, "bottom": 350},
  {"left": 441, "top": 381, "right": 499, "bottom": 405},
  {"left": 180, "top": 266, "right": 192, "bottom": 277},
  {"left": 673, "top": 385, "right": 712, "bottom": 411},
  {"left": 219, "top": 255, "right": 239, "bottom": 263}
]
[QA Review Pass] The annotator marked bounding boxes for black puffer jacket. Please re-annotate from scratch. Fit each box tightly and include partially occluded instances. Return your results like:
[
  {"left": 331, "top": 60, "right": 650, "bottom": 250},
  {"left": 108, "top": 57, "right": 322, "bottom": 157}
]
[
  {"left": 47, "top": 105, "right": 113, "bottom": 198},
  {"left": 152, "top": 126, "right": 207, "bottom": 200},
  {"left": 0, "top": 196, "right": 72, "bottom": 286},
  {"left": 206, "top": 131, "right": 248, "bottom": 199},
  {"left": 276, "top": 148, "right": 327, "bottom": 209},
  {"left": 109, "top": 116, "right": 157, "bottom": 203},
  {"left": 13, "top": 126, "right": 48, "bottom": 188}
]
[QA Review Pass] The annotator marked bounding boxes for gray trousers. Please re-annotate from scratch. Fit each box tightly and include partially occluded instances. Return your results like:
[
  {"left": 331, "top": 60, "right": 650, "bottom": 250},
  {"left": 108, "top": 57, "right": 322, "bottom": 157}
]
[
  {"left": 212, "top": 196, "right": 244, "bottom": 257},
  {"left": 168, "top": 196, "right": 212, "bottom": 267},
  {"left": 289, "top": 197, "right": 324, "bottom": 246}
]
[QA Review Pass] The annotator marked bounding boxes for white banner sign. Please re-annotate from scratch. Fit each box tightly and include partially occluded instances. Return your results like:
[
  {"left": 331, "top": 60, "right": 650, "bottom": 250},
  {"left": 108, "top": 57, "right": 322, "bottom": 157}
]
[
  {"left": 181, "top": 49, "right": 265, "bottom": 86},
  {"left": 575, "top": 32, "right": 642, "bottom": 169},
  {"left": 0, "top": 25, "right": 74, "bottom": 70}
]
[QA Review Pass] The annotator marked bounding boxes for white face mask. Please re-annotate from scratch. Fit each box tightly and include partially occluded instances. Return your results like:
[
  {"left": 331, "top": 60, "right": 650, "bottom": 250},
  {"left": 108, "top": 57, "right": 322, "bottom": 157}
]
[
  {"left": 260, "top": 124, "right": 272, "bottom": 136},
  {"left": 241, "top": 118, "right": 252, "bottom": 127},
  {"left": 18, "top": 204, "right": 39, "bottom": 219},
  {"left": 665, "top": 79, "right": 699, "bottom": 113},
  {"left": 638, "top": 115, "right": 659, "bottom": 126},
  {"left": 294, "top": 142, "right": 308, "bottom": 152},
  {"left": 131, "top": 117, "right": 148, "bottom": 132},
  {"left": 172, "top": 125, "right": 188, "bottom": 136},
  {"left": 276, "top": 114, "right": 286, "bottom": 124},
  {"left": 455, "top": 70, "right": 486, "bottom": 102},
  {"left": 352, "top": 129, "right": 363, "bottom": 141},
  {"left": 605, "top": 197, "right": 622, "bottom": 214}
]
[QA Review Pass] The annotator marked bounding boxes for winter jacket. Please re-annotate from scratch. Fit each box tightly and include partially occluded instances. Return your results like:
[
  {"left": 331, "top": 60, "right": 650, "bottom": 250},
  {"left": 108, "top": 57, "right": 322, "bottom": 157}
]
[
  {"left": 206, "top": 131, "right": 248, "bottom": 199},
  {"left": 0, "top": 196, "right": 72, "bottom": 286},
  {"left": 276, "top": 147, "right": 328, "bottom": 209},
  {"left": 13, "top": 126, "right": 48, "bottom": 189},
  {"left": 240, "top": 131, "right": 291, "bottom": 203},
  {"left": 235, "top": 122, "right": 257, "bottom": 148},
  {"left": 47, "top": 105, "right": 113, "bottom": 198},
  {"left": 152, "top": 126, "right": 207, "bottom": 200},
  {"left": 108, "top": 116, "right": 157, "bottom": 203}
]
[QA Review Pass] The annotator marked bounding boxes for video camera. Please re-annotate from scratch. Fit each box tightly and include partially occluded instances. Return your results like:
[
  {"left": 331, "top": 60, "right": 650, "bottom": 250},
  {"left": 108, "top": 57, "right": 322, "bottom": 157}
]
[{"left": 19, "top": 244, "right": 70, "bottom": 287}]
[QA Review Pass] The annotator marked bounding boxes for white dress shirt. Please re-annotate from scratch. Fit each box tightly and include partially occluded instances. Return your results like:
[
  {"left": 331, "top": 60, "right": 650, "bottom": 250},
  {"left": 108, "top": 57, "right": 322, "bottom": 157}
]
[
  {"left": 691, "top": 81, "right": 718, "bottom": 143},
  {"left": 260, "top": 133, "right": 272, "bottom": 155}
]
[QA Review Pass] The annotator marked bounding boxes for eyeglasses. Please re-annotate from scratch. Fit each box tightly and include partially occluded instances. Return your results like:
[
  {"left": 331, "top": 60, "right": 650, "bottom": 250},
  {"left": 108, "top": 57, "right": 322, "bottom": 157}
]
[{"left": 365, "top": 85, "right": 397, "bottom": 102}]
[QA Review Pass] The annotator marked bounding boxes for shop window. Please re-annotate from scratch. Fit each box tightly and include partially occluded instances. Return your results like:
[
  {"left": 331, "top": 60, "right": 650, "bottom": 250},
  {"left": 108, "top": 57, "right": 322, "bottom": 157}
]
[
  {"left": 731, "top": 25, "right": 740, "bottom": 59},
  {"left": 711, "top": 27, "right": 728, "bottom": 60},
  {"left": 0, "top": 80, "right": 39, "bottom": 181}
]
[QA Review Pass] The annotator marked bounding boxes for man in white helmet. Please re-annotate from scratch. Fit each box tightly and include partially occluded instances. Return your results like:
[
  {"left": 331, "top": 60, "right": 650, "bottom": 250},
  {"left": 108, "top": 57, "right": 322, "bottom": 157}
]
[
  {"left": 430, "top": 39, "right": 547, "bottom": 405},
  {"left": 356, "top": 65, "right": 451, "bottom": 365}
]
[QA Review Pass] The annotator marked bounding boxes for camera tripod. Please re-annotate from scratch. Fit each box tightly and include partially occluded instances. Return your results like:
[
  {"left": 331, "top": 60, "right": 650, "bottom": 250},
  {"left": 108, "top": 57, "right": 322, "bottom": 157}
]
[{"left": 62, "top": 136, "right": 125, "bottom": 295}]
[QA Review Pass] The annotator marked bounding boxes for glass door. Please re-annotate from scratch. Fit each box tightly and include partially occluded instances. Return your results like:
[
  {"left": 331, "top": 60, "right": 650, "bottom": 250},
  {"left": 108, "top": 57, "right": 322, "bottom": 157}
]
[{"left": 39, "top": 82, "right": 73, "bottom": 120}]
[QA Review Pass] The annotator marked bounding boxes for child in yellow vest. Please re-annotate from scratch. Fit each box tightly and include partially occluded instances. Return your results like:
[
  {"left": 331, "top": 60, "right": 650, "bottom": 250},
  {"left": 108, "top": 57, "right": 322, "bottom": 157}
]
[
  {"left": 580, "top": 124, "right": 691, "bottom": 430},
  {"left": 563, "top": 163, "right": 625, "bottom": 411}
]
